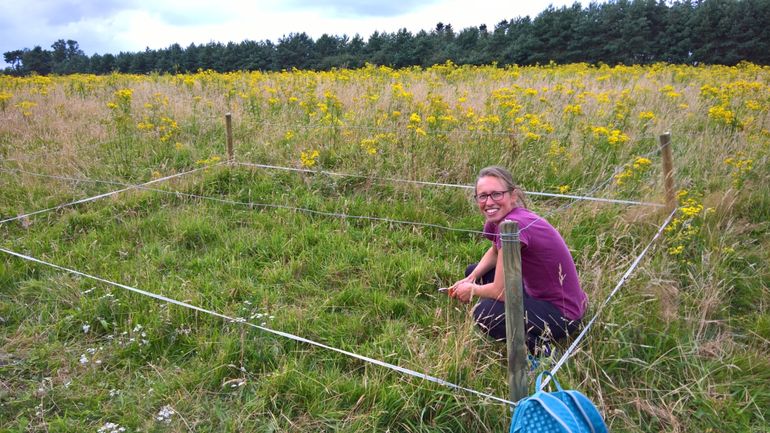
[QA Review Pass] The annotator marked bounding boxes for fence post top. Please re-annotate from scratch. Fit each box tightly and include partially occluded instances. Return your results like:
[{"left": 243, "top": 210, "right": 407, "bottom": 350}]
[{"left": 500, "top": 221, "right": 520, "bottom": 240}]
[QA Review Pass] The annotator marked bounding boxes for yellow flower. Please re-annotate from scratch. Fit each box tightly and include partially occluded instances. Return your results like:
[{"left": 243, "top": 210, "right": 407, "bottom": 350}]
[
  {"left": 668, "top": 245, "right": 684, "bottom": 256},
  {"left": 745, "top": 100, "right": 761, "bottom": 111},
  {"left": 607, "top": 129, "right": 629, "bottom": 145},
  {"left": 300, "top": 149, "right": 320, "bottom": 168},
  {"left": 632, "top": 157, "right": 652, "bottom": 169},
  {"left": 196, "top": 156, "right": 222, "bottom": 165},
  {"left": 563, "top": 104, "right": 582, "bottom": 115},
  {"left": 115, "top": 88, "right": 133, "bottom": 100},
  {"left": 638, "top": 111, "right": 655, "bottom": 121},
  {"left": 136, "top": 121, "right": 154, "bottom": 131},
  {"left": 0, "top": 91, "right": 12, "bottom": 111},
  {"left": 680, "top": 203, "right": 703, "bottom": 218},
  {"left": 591, "top": 126, "right": 609, "bottom": 137},
  {"left": 15, "top": 100, "right": 37, "bottom": 117},
  {"left": 708, "top": 105, "right": 736, "bottom": 126},
  {"left": 524, "top": 131, "right": 541, "bottom": 141}
]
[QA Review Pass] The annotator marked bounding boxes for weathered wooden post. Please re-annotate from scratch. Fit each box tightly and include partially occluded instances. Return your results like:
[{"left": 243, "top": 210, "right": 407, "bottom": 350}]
[
  {"left": 225, "top": 113, "right": 234, "bottom": 163},
  {"left": 501, "top": 221, "right": 528, "bottom": 403},
  {"left": 659, "top": 132, "right": 676, "bottom": 210}
]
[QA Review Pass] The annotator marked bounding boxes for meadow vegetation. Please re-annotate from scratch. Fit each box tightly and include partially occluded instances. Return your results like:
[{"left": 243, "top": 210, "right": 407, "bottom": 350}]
[{"left": 1, "top": 62, "right": 769, "bottom": 432}]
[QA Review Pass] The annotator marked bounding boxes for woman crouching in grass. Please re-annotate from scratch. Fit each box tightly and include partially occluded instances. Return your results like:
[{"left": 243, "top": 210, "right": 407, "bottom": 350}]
[{"left": 447, "top": 166, "right": 587, "bottom": 356}]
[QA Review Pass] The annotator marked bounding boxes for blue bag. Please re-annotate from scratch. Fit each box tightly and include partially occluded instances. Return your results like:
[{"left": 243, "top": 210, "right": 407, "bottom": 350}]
[{"left": 510, "top": 371, "right": 608, "bottom": 433}]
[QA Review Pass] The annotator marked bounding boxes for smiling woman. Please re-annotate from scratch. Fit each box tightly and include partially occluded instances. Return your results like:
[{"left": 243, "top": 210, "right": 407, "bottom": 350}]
[{"left": 446, "top": 166, "right": 587, "bottom": 356}]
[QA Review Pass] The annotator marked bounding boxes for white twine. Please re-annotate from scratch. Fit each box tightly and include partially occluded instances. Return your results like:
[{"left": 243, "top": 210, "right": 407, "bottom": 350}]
[
  {"left": 0, "top": 246, "right": 518, "bottom": 407},
  {"left": 0, "top": 164, "right": 221, "bottom": 225},
  {"left": 236, "top": 162, "right": 664, "bottom": 207},
  {"left": 539, "top": 207, "right": 678, "bottom": 390}
]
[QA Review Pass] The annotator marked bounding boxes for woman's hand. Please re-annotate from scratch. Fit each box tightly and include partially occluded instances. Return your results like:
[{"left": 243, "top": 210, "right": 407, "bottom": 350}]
[
  {"left": 446, "top": 275, "right": 473, "bottom": 297},
  {"left": 449, "top": 281, "right": 476, "bottom": 303}
]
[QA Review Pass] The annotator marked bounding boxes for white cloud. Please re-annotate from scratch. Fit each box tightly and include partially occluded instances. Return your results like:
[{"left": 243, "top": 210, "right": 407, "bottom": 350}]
[{"left": 1, "top": 0, "right": 586, "bottom": 65}]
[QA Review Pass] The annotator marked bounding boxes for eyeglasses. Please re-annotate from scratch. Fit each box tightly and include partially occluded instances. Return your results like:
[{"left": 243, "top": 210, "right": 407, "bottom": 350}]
[{"left": 474, "top": 190, "right": 511, "bottom": 203}]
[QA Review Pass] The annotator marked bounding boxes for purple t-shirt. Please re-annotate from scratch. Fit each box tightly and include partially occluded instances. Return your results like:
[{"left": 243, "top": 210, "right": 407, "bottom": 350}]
[{"left": 483, "top": 207, "right": 587, "bottom": 320}]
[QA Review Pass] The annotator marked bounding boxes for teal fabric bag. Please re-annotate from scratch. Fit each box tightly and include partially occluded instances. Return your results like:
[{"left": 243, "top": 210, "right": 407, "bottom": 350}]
[{"left": 510, "top": 371, "right": 608, "bottom": 433}]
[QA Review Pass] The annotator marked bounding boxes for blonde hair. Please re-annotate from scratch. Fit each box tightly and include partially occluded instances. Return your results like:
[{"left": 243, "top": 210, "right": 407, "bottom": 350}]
[{"left": 476, "top": 166, "right": 528, "bottom": 208}]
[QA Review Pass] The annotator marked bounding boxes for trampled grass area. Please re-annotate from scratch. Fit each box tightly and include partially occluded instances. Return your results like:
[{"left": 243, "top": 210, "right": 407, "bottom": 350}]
[{"left": 1, "top": 63, "right": 769, "bottom": 432}]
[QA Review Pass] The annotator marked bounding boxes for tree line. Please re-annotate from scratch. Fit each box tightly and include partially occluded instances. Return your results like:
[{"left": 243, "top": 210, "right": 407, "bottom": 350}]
[{"left": 4, "top": 0, "right": 770, "bottom": 76}]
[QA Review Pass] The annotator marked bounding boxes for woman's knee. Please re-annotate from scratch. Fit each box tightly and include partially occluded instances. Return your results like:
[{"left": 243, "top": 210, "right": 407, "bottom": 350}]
[{"left": 472, "top": 300, "right": 506, "bottom": 340}]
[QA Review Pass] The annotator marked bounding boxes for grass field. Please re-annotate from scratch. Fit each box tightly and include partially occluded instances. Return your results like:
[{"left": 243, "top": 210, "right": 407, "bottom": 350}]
[{"left": 1, "top": 62, "right": 769, "bottom": 432}]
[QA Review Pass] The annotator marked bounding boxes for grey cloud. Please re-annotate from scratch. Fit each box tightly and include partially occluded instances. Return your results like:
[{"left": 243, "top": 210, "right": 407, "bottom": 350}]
[
  {"left": 42, "top": 0, "right": 127, "bottom": 26},
  {"left": 282, "top": 0, "right": 440, "bottom": 17},
  {"left": 158, "top": 8, "right": 232, "bottom": 27}
]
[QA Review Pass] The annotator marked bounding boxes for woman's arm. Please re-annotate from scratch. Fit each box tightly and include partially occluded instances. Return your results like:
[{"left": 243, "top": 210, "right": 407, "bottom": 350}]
[
  {"left": 447, "top": 245, "right": 497, "bottom": 292},
  {"left": 468, "top": 245, "right": 498, "bottom": 281},
  {"left": 452, "top": 246, "right": 507, "bottom": 302}
]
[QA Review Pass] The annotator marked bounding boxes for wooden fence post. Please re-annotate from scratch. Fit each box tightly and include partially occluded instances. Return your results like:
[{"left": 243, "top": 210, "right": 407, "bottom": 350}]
[
  {"left": 501, "top": 221, "right": 528, "bottom": 404},
  {"left": 225, "top": 113, "right": 234, "bottom": 163},
  {"left": 659, "top": 132, "right": 676, "bottom": 210}
]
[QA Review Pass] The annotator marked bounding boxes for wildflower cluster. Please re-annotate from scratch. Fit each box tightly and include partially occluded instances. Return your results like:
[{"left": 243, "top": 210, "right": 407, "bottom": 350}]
[
  {"left": 423, "top": 93, "right": 456, "bottom": 134},
  {"left": 359, "top": 133, "right": 395, "bottom": 155},
  {"left": 107, "top": 88, "right": 134, "bottom": 134},
  {"left": 638, "top": 111, "right": 655, "bottom": 122},
  {"left": 708, "top": 104, "right": 738, "bottom": 128},
  {"left": 514, "top": 113, "right": 553, "bottom": 142},
  {"left": 15, "top": 100, "right": 36, "bottom": 118},
  {"left": 29, "top": 75, "right": 53, "bottom": 95},
  {"left": 318, "top": 90, "right": 345, "bottom": 126},
  {"left": 614, "top": 156, "right": 653, "bottom": 186},
  {"left": 699, "top": 79, "right": 770, "bottom": 130},
  {"left": 665, "top": 190, "right": 712, "bottom": 261},
  {"left": 723, "top": 152, "right": 754, "bottom": 188},
  {"left": 490, "top": 87, "right": 523, "bottom": 118},
  {"left": 136, "top": 93, "right": 179, "bottom": 143},
  {"left": 196, "top": 155, "right": 222, "bottom": 166},
  {"left": 108, "top": 89, "right": 133, "bottom": 113},
  {"left": 590, "top": 126, "right": 629, "bottom": 146},
  {"left": 563, "top": 104, "right": 582, "bottom": 116},
  {"left": 407, "top": 112, "right": 426, "bottom": 136},
  {"left": 0, "top": 91, "right": 12, "bottom": 111},
  {"left": 300, "top": 149, "right": 320, "bottom": 168},
  {"left": 659, "top": 84, "right": 681, "bottom": 99}
]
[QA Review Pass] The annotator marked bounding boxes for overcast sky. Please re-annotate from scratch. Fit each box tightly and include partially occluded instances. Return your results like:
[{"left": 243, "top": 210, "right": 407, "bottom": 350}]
[{"left": 1, "top": 0, "right": 587, "bottom": 65}]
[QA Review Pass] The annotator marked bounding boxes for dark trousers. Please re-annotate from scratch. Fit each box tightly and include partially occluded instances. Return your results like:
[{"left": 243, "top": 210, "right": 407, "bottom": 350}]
[{"left": 466, "top": 264, "right": 581, "bottom": 355}]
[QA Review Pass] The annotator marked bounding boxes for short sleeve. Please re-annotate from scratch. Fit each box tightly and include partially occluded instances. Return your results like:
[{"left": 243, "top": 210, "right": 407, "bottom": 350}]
[{"left": 483, "top": 220, "right": 499, "bottom": 247}]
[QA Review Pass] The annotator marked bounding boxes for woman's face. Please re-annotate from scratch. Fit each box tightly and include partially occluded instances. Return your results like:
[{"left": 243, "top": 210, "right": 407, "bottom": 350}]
[{"left": 475, "top": 175, "right": 517, "bottom": 224}]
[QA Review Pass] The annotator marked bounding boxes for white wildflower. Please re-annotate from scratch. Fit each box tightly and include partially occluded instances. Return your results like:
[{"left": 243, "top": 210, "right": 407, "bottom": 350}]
[
  {"left": 156, "top": 405, "right": 174, "bottom": 423},
  {"left": 97, "top": 422, "right": 126, "bottom": 433}
]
